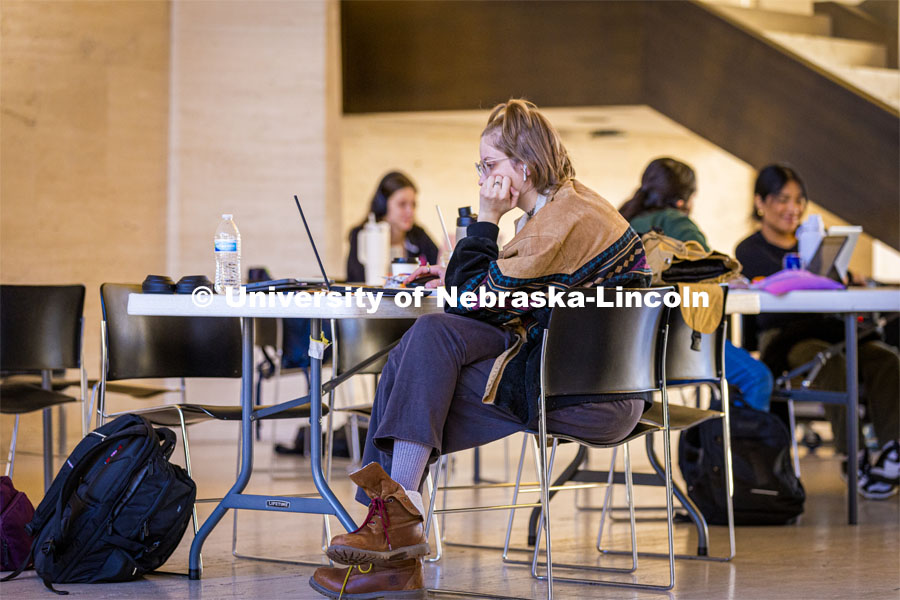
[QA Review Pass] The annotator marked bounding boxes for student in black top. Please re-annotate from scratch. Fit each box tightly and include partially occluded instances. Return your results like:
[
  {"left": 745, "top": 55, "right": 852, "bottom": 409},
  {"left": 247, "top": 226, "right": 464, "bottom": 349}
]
[
  {"left": 735, "top": 164, "right": 899, "bottom": 500},
  {"left": 346, "top": 172, "right": 439, "bottom": 282}
]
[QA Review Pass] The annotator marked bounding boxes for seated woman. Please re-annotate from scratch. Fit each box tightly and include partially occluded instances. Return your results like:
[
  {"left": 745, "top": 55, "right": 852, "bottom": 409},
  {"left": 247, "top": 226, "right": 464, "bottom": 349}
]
[
  {"left": 735, "top": 164, "right": 899, "bottom": 500},
  {"left": 310, "top": 100, "right": 653, "bottom": 598},
  {"left": 346, "top": 171, "right": 439, "bottom": 282},
  {"left": 619, "top": 157, "right": 774, "bottom": 412}
]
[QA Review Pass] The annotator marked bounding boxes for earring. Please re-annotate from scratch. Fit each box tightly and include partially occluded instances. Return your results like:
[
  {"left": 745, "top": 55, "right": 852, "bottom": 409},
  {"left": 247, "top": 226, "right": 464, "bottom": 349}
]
[{"left": 522, "top": 166, "right": 527, "bottom": 182}]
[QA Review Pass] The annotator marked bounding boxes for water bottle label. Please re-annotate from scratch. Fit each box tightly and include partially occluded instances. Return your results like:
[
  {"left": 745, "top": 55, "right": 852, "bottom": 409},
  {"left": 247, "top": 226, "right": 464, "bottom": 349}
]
[{"left": 215, "top": 240, "right": 238, "bottom": 252}]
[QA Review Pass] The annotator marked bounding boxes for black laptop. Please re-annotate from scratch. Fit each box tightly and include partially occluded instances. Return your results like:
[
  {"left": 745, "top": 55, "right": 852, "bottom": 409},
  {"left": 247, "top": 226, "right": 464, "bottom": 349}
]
[
  {"left": 806, "top": 234, "right": 848, "bottom": 282},
  {"left": 293, "top": 196, "right": 409, "bottom": 297}
]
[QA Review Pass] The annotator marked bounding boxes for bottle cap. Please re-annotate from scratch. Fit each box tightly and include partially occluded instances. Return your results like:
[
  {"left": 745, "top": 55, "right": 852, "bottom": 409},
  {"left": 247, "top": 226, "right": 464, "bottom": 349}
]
[{"left": 222, "top": 213, "right": 233, "bottom": 219}]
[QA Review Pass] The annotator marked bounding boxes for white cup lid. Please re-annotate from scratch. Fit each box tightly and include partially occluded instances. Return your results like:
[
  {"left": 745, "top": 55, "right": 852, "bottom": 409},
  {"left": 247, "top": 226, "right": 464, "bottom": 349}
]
[{"left": 222, "top": 213, "right": 233, "bottom": 219}]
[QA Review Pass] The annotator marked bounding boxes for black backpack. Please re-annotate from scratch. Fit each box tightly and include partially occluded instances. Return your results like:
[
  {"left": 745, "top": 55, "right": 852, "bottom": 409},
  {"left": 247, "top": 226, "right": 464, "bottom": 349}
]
[
  {"left": 678, "top": 403, "right": 805, "bottom": 525},
  {"left": 2, "top": 414, "right": 196, "bottom": 594}
]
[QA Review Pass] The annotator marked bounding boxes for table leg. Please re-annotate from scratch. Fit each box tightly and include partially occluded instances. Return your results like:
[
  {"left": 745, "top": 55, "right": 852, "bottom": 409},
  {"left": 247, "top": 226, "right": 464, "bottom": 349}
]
[
  {"left": 309, "top": 318, "right": 356, "bottom": 532},
  {"left": 40, "top": 371, "right": 54, "bottom": 491},
  {"left": 189, "top": 317, "right": 257, "bottom": 579},
  {"left": 845, "top": 313, "right": 859, "bottom": 525}
]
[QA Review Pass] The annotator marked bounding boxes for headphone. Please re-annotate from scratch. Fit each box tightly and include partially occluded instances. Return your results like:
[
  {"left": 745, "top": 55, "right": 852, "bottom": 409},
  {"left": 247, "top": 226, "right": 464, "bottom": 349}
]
[
  {"left": 371, "top": 188, "right": 389, "bottom": 219},
  {"left": 370, "top": 171, "right": 415, "bottom": 220}
]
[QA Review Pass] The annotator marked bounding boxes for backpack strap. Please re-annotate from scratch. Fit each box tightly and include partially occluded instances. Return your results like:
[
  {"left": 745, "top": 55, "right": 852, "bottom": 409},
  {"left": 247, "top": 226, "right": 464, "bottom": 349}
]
[
  {"left": 53, "top": 424, "right": 153, "bottom": 542},
  {"left": 27, "top": 416, "right": 154, "bottom": 535},
  {"left": 154, "top": 427, "right": 177, "bottom": 460},
  {"left": 0, "top": 539, "right": 37, "bottom": 584},
  {"left": 0, "top": 539, "right": 68, "bottom": 596}
]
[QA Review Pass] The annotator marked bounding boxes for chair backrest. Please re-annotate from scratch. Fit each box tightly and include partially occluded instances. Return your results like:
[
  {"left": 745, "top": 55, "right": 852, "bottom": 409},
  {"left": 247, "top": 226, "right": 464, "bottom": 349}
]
[
  {"left": 665, "top": 285, "right": 727, "bottom": 384},
  {"left": 100, "top": 283, "right": 241, "bottom": 381},
  {"left": 334, "top": 319, "right": 415, "bottom": 376},
  {"left": 0, "top": 284, "right": 85, "bottom": 372},
  {"left": 542, "top": 288, "right": 672, "bottom": 397},
  {"left": 254, "top": 317, "right": 279, "bottom": 349}
]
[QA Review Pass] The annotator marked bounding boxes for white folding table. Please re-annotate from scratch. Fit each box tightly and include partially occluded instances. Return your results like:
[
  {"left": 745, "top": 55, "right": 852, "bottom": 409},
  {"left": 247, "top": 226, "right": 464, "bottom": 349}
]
[
  {"left": 127, "top": 291, "right": 441, "bottom": 579},
  {"left": 728, "top": 287, "right": 900, "bottom": 524}
]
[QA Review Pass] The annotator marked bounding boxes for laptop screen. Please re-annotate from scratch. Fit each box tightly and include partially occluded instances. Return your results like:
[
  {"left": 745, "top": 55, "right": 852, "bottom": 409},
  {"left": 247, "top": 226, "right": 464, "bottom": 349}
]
[{"left": 806, "top": 235, "right": 847, "bottom": 281}]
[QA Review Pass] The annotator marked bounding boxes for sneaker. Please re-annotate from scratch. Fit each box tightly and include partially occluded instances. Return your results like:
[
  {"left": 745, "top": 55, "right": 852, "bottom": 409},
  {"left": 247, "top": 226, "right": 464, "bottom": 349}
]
[
  {"left": 870, "top": 440, "right": 900, "bottom": 483},
  {"left": 840, "top": 448, "right": 869, "bottom": 483},
  {"left": 859, "top": 463, "right": 898, "bottom": 500}
]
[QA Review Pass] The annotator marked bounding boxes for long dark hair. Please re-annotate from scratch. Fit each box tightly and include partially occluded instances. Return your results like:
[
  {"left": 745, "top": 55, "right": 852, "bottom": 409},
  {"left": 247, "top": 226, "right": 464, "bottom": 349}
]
[
  {"left": 367, "top": 171, "right": 417, "bottom": 221},
  {"left": 619, "top": 157, "right": 696, "bottom": 221},
  {"left": 752, "top": 164, "right": 808, "bottom": 221}
]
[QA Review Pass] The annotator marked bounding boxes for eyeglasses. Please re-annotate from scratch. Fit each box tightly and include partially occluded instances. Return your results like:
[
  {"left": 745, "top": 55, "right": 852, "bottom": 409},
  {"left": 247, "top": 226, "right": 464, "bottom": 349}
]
[{"left": 475, "top": 157, "right": 511, "bottom": 178}]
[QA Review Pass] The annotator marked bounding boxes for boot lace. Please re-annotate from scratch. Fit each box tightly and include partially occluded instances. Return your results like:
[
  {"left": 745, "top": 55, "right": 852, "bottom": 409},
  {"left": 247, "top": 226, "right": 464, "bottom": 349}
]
[
  {"left": 339, "top": 563, "right": 373, "bottom": 599},
  {"left": 352, "top": 496, "right": 392, "bottom": 549}
]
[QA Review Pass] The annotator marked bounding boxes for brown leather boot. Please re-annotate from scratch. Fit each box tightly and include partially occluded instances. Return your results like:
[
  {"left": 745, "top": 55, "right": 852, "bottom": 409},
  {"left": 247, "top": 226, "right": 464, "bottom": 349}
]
[
  {"left": 327, "top": 463, "right": 429, "bottom": 565},
  {"left": 309, "top": 559, "right": 424, "bottom": 599}
]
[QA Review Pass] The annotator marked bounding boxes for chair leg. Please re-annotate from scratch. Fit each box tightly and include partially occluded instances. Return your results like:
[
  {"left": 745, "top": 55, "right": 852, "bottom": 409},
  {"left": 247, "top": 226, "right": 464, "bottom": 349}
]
[
  {"left": 176, "top": 408, "right": 202, "bottom": 572},
  {"left": 5, "top": 415, "right": 20, "bottom": 478},
  {"left": 439, "top": 454, "right": 452, "bottom": 536},
  {"left": 623, "top": 443, "right": 638, "bottom": 570},
  {"left": 720, "top": 379, "right": 737, "bottom": 560},
  {"left": 87, "top": 382, "right": 100, "bottom": 433},
  {"left": 349, "top": 415, "right": 362, "bottom": 465},
  {"left": 526, "top": 373, "right": 554, "bottom": 598},
  {"left": 659, "top": 388, "right": 676, "bottom": 590},
  {"left": 787, "top": 399, "right": 801, "bottom": 477},
  {"left": 530, "top": 427, "right": 553, "bottom": 599},
  {"left": 595, "top": 446, "right": 618, "bottom": 551},
  {"left": 501, "top": 433, "right": 530, "bottom": 560},
  {"left": 57, "top": 404, "right": 66, "bottom": 458},
  {"left": 424, "top": 467, "right": 443, "bottom": 563},
  {"left": 42, "top": 406, "right": 53, "bottom": 491}
]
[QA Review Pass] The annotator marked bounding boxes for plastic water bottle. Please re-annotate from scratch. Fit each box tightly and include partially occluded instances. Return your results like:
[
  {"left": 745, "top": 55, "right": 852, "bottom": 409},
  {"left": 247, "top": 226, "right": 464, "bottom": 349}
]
[
  {"left": 358, "top": 213, "right": 390, "bottom": 285},
  {"left": 214, "top": 214, "right": 241, "bottom": 293}
]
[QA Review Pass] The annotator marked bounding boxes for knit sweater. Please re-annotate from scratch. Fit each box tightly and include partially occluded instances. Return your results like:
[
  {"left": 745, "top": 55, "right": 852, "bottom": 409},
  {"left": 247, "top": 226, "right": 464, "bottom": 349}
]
[{"left": 444, "top": 179, "right": 652, "bottom": 425}]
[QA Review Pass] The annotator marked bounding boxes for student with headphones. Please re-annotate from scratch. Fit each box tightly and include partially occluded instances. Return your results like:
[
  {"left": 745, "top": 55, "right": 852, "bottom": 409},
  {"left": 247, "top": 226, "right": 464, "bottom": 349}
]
[{"left": 346, "top": 171, "right": 439, "bottom": 282}]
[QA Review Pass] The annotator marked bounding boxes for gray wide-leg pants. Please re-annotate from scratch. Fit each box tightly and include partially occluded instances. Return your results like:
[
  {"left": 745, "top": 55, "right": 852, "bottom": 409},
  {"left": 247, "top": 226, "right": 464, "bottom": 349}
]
[{"left": 356, "top": 312, "right": 643, "bottom": 505}]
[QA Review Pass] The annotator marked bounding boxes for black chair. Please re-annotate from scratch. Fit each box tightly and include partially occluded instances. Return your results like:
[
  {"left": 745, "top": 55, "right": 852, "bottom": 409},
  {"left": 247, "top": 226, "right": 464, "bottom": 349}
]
[
  {"left": 252, "top": 317, "right": 312, "bottom": 450},
  {"left": 591, "top": 285, "right": 735, "bottom": 562},
  {"left": 0, "top": 284, "right": 87, "bottom": 491},
  {"left": 426, "top": 288, "right": 676, "bottom": 596},
  {"left": 96, "top": 283, "right": 327, "bottom": 545}
]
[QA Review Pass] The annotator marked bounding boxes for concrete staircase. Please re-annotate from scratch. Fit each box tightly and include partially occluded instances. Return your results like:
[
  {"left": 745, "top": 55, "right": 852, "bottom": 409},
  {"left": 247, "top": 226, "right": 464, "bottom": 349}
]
[{"left": 707, "top": 1, "right": 899, "bottom": 109}]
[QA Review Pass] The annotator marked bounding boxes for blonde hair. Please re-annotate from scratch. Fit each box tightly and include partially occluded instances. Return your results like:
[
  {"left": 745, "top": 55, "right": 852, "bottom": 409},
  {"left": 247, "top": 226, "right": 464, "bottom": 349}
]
[{"left": 482, "top": 99, "right": 575, "bottom": 193}]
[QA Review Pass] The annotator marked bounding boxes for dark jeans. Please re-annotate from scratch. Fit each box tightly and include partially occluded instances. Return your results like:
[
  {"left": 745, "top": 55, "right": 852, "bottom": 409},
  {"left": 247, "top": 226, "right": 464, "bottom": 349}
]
[
  {"left": 356, "top": 313, "right": 644, "bottom": 505},
  {"left": 784, "top": 338, "right": 900, "bottom": 454}
]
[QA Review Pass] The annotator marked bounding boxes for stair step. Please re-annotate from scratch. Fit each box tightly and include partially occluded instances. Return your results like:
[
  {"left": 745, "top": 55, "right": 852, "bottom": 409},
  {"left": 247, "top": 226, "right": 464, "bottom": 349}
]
[
  {"left": 703, "top": 0, "right": 817, "bottom": 17},
  {"left": 765, "top": 31, "right": 887, "bottom": 68},
  {"left": 833, "top": 66, "right": 900, "bottom": 109},
  {"left": 714, "top": 5, "right": 831, "bottom": 36}
]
